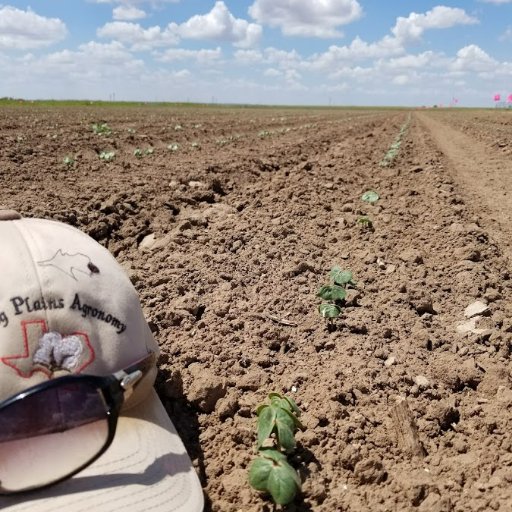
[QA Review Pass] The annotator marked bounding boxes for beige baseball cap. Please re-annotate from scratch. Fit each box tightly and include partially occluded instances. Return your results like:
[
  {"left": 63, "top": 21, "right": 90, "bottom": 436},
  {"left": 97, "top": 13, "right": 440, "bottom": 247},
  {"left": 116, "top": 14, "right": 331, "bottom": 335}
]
[{"left": 0, "top": 210, "right": 203, "bottom": 511}]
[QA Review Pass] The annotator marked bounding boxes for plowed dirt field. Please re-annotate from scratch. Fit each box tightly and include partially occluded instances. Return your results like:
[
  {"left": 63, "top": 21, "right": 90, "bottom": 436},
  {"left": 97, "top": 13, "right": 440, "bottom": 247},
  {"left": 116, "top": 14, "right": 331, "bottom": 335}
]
[{"left": 1, "top": 105, "right": 512, "bottom": 511}]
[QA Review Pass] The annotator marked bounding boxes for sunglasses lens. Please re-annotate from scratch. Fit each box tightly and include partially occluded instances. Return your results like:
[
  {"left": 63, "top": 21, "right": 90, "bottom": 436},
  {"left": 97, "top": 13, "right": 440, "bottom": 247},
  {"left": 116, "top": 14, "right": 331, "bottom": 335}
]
[{"left": 0, "top": 380, "right": 110, "bottom": 493}]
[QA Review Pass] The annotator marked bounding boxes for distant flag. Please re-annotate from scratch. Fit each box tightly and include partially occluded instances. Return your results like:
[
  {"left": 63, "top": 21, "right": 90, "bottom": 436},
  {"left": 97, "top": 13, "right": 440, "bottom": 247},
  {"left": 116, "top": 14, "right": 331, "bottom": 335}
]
[
  {"left": 507, "top": 94, "right": 512, "bottom": 103},
  {"left": 453, "top": 97, "right": 459, "bottom": 104},
  {"left": 494, "top": 93, "right": 501, "bottom": 102}
]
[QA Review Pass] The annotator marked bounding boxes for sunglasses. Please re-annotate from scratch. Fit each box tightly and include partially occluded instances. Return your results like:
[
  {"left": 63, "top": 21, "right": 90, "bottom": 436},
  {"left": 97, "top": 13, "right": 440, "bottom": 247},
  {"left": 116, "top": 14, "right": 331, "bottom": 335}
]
[{"left": 0, "top": 351, "right": 157, "bottom": 494}]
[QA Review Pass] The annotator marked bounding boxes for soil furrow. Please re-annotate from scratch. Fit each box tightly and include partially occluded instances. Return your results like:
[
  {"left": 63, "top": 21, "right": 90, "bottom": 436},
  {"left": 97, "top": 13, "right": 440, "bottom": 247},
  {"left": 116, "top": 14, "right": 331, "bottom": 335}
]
[{"left": 416, "top": 111, "right": 512, "bottom": 260}]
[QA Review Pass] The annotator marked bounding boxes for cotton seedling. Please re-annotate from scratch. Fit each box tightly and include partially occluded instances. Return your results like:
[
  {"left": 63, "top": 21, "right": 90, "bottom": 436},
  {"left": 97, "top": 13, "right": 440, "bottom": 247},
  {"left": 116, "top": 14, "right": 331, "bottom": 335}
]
[
  {"left": 357, "top": 216, "right": 373, "bottom": 230},
  {"left": 168, "top": 143, "right": 179, "bottom": 152},
  {"left": 317, "top": 266, "right": 355, "bottom": 324},
  {"left": 63, "top": 156, "right": 74, "bottom": 166},
  {"left": 134, "top": 148, "right": 143, "bottom": 158},
  {"left": 380, "top": 115, "right": 410, "bottom": 167},
  {"left": 92, "top": 123, "right": 112, "bottom": 136},
  {"left": 99, "top": 151, "right": 115, "bottom": 162},
  {"left": 248, "top": 393, "right": 303, "bottom": 505},
  {"left": 361, "top": 190, "right": 379, "bottom": 204}
]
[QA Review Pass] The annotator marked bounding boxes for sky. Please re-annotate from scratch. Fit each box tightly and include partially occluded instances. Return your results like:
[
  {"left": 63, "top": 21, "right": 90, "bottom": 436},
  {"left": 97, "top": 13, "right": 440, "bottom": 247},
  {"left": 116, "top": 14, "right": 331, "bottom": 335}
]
[{"left": 1, "top": 0, "right": 511, "bottom": 106}]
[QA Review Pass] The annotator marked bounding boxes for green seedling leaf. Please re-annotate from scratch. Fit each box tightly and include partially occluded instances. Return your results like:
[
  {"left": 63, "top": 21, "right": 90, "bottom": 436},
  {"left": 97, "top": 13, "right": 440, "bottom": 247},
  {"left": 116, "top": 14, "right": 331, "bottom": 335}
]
[
  {"left": 92, "top": 123, "right": 112, "bottom": 136},
  {"left": 63, "top": 156, "right": 74, "bottom": 166},
  {"left": 329, "top": 267, "right": 354, "bottom": 286},
  {"left": 283, "top": 395, "right": 300, "bottom": 416},
  {"left": 317, "top": 285, "right": 333, "bottom": 300},
  {"left": 319, "top": 303, "right": 341, "bottom": 318},
  {"left": 317, "top": 285, "right": 346, "bottom": 301},
  {"left": 257, "top": 403, "right": 297, "bottom": 452},
  {"left": 361, "top": 190, "right": 379, "bottom": 203},
  {"left": 275, "top": 414, "right": 296, "bottom": 453},
  {"left": 257, "top": 405, "right": 277, "bottom": 448},
  {"left": 168, "top": 143, "right": 179, "bottom": 152},
  {"left": 99, "top": 151, "right": 115, "bottom": 161},
  {"left": 248, "top": 449, "right": 301, "bottom": 505},
  {"left": 257, "top": 393, "right": 304, "bottom": 452},
  {"left": 268, "top": 394, "right": 303, "bottom": 428},
  {"left": 134, "top": 148, "right": 143, "bottom": 158},
  {"left": 358, "top": 216, "right": 373, "bottom": 229}
]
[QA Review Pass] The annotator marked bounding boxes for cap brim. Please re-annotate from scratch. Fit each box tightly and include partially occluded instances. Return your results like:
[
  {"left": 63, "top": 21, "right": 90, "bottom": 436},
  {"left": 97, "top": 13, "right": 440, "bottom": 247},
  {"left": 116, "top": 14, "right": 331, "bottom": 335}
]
[{"left": 1, "top": 389, "right": 204, "bottom": 512}]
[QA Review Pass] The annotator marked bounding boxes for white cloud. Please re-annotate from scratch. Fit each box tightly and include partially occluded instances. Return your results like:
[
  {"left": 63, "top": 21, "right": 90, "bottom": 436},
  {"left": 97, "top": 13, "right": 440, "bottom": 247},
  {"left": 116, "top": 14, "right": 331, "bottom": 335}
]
[
  {"left": 249, "top": 0, "right": 363, "bottom": 38},
  {"left": 263, "top": 68, "right": 281, "bottom": 77},
  {"left": 384, "top": 51, "right": 444, "bottom": 70},
  {"left": 6, "top": 41, "right": 145, "bottom": 90},
  {"left": 327, "top": 65, "right": 377, "bottom": 82},
  {"left": 501, "top": 26, "right": 512, "bottom": 40},
  {"left": 303, "top": 6, "right": 478, "bottom": 72},
  {"left": 77, "top": 41, "right": 141, "bottom": 66},
  {"left": 234, "top": 49, "right": 263, "bottom": 64},
  {"left": 392, "top": 6, "right": 478, "bottom": 44},
  {"left": 284, "top": 69, "right": 301, "bottom": 81},
  {"left": 174, "top": 1, "right": 261, "bottom": 48},
  {"left": 100, "top": 2, "right": 261, "bottom": 49},
  {"left": 155, "top": 47, "right": 222, "bottom": 64},
  {"left": 322, "top": 82, "right": 349, "bottom": 93},
  {"left": 264, "top": 47, "right": 302, "bottom": 66},
  {"left": 0, "top": 6, "right": 67, "bottom": 50},
  {"left": 451, "top": 44, "right": 497, "bottom": 72},
  {"left": 97, "top": 21, "right": 179, "bottom": 50},
  {"left": 392, "top": 74, "right": 412, "bottom": 85},
  {"left": 173, "top": 69, "right": 191, "bottom": 78},
  {"left": 307, "top": 36, "right": 403, "bottom": 71},
  {"left": 113, "top": 6, "right": 146, "bottom": 21}
]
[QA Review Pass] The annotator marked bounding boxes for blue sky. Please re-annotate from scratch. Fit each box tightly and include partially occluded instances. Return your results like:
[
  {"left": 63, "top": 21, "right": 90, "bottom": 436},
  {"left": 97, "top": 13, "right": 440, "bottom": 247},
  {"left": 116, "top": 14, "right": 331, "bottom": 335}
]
[{"left": 1, "top": 0, "right": 511, "bottom": 106}]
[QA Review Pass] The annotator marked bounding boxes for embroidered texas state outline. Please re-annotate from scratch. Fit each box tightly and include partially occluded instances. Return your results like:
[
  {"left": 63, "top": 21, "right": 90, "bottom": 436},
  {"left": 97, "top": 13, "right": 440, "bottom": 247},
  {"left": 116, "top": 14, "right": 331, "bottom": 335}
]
[{"left": 38, "top": 250, "right": 99, "bottom": 281}]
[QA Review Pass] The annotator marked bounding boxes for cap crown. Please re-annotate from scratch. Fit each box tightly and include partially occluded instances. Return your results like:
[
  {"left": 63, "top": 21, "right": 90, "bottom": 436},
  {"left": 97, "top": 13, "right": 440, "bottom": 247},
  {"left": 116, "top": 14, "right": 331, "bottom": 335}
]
[{"left": 0, "top": 217, "right": 158, "bottom": 400}]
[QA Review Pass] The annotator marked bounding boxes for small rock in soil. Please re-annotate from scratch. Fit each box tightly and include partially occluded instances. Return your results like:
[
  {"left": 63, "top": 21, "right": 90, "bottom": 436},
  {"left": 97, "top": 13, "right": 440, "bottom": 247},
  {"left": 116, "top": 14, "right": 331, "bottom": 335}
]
[
  {"left": 384, "top": 356, "right": 396, "bottom": 367},
  {"left": 138, "top": 233, "right": 156, "bottom": 251},
  {"left": 464, "top": 300, "right": 489, "bottom": 318},
  {"left": 456, "top": 316, "right": 488, "bottom": 335},
  {"left": 414, "top": 375, "right": 431, "bottom": 389}
]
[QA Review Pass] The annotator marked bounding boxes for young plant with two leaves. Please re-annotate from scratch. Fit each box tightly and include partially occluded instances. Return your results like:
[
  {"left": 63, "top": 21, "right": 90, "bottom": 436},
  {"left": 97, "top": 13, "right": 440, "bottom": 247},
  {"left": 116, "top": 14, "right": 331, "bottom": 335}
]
[
  {"left": 248, "top": 393, "right": 304, "bottom": 506},
  {"left": 317, "top": 266, "right": 356, "bottom": 324}
]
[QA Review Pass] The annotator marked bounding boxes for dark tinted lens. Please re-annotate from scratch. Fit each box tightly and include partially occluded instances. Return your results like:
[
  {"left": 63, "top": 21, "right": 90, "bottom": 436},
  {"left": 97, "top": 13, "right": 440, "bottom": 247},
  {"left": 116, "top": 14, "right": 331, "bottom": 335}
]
[{"left": 0, "top": 380, "right": 109, "bottom": 493}]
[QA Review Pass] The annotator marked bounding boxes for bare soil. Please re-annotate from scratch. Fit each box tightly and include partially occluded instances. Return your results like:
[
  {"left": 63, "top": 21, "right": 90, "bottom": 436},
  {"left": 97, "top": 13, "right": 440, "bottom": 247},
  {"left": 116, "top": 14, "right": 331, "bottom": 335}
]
[{"left": 1, "top": 105, "right": 512, "bottom": 511}]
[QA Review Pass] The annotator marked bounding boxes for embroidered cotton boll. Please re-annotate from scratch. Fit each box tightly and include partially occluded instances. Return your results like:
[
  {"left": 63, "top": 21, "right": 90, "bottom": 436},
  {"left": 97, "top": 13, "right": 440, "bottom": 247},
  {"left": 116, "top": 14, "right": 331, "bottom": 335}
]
[
  {"left": 33, "top": 332, "right": 84, "bottom": 371},
  {"left": 53, "top": 335, "right": 83, "bottom": 371},
  {"left": 32, "top": 332, "right": 56, "bottom": 368}
]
